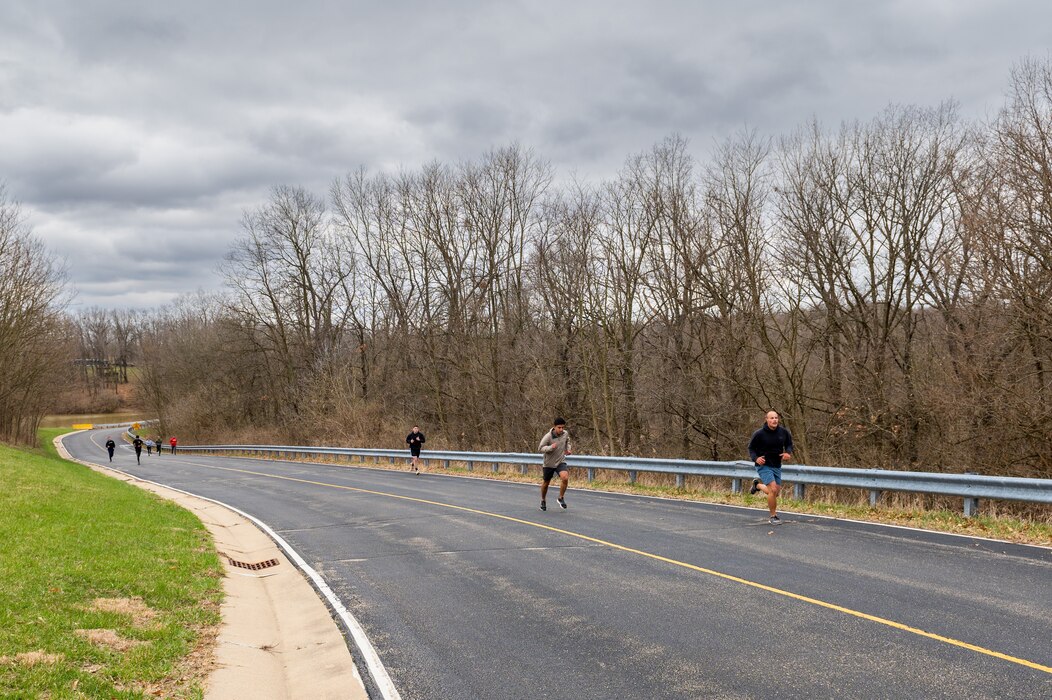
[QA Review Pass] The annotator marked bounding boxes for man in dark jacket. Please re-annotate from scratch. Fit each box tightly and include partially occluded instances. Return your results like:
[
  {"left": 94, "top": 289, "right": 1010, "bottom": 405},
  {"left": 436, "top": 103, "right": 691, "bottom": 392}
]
[
  {"left": 747, "top": 410, "right": 794, "bottom": 525},
  {"left": 105, "top": 437, "right": 116, "bottom": 462},
  {"left": 132, "top": 435, "right": 143, "bottom": 465},
  {"left": 406, "top": 426, "right": 425, "bottom": 473}
]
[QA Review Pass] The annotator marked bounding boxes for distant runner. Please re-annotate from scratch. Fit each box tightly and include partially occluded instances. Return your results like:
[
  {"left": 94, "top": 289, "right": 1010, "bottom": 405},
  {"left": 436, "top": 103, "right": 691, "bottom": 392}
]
[
  {"left": 133, "top": 435, "right": 143, "bottom": 465},
  {"left": 747, "top": 410, "right": 794, "bottom": 525},
  {"left": 105, "top": 437, "right": 116, "bottom": 462},
  {"left": 169, "top": 436, "right": 177, "bottom": 455},
  {"left": 405, "top": 426, "right": 425, "bottom": 474},
  {"left": 538, "top": 417, "right": 571, "bottom": 511}
]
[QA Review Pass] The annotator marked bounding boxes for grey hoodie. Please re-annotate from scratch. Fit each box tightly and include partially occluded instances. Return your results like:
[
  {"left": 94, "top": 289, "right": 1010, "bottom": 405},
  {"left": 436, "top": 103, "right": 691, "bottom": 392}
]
[{"left": 539, "top": 428, "right": 571, "bottom": 469}]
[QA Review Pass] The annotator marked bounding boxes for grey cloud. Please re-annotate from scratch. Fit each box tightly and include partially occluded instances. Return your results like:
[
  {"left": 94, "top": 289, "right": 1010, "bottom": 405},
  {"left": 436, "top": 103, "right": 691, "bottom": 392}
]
[
  {"left": 3, "top": 0, "right": 1051, "bottom": 308},
  {"left": 60, "top": 12, "right": 188, "bottom": 65}
]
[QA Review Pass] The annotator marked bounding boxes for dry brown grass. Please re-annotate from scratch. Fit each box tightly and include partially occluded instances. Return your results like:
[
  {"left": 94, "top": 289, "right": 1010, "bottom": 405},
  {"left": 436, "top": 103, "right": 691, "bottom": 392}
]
[
  {"left": 0, "top": 650, "right": 64, "bottom": 666},
  {"left": 90, "top": 597, "right": 158, "bottom": 628},
  {"left": 246, "top": 452, "right": 1052, "bottom": 546},
  {"left": 74, "top": 629, "right": 143, "bottom": 653}
]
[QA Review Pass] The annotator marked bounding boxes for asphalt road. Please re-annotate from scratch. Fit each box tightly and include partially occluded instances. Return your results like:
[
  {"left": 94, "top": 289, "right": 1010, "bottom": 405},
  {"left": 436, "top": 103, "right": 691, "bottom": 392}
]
[{"left": 64, "top": 430, "right": 1052, "bottom": 699}]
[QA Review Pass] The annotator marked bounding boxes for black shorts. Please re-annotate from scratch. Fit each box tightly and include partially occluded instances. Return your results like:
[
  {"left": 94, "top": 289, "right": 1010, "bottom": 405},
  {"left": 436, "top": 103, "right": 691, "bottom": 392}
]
[
  {"left": 410, "top": 447, "right": 421, "bottom": 457},
  {"left": 543, "top": 463, "right": 568, "bottom": 481}
]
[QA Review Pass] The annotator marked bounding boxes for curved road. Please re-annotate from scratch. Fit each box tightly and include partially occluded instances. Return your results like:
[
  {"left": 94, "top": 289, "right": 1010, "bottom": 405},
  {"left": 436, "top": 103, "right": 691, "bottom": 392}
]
[{"left": 64, "top": 429, "right": 1052, "bottom": 699}]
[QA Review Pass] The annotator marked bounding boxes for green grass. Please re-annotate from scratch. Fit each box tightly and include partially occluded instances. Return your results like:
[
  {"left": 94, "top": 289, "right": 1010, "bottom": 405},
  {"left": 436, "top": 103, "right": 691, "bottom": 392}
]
[{"left": 0, "top": 429, "right": 223, "bottom": 699}]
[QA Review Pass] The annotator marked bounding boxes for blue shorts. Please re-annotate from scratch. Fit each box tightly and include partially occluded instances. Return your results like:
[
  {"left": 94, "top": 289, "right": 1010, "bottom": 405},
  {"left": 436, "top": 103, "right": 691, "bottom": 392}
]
[{"left": 756, "top": 466, "right": 781, "bottom": 486}]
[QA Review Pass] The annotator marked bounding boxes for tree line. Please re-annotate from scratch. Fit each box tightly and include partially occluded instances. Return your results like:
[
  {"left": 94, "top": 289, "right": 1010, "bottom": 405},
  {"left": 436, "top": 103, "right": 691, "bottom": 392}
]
[
  {"left": 132, "top": 58, "right": 1052, "bottom": 478},
  {"left": 2, "top": 58, "right": 1049, "bottom": 478}
]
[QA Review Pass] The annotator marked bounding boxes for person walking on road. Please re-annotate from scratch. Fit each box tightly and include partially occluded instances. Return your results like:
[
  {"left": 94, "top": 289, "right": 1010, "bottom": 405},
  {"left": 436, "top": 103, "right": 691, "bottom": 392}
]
[
  {"left": 156, "top": 436, "right": 164, "bottom": 454},
  {"left": 538, "top": 417, "right": 571, "bottom": 511},
  {"left": 145, "top": 438, "right": 154, "bottom": 456},
  {"left": 406, "top": 426, "right": 425, "bottom": 473},
  {"left": 748, "top": 410, "right": 794, "bottom": 525},
  {"left": 169, "top": 436, "right": 177, "bottom": 455},
  {"left": 132, "top": 435, "right": 143, "bottom": 465},
  {"left": 105, "top": 437, "right": 116, "bottom": 462}
]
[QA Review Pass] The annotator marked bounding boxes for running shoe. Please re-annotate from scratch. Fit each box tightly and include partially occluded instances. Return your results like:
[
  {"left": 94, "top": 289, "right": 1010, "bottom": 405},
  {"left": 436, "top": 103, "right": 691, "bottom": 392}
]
[
  {"left": 540, "top": 500, "right": 547, "bottom": 511},
  {"left": 558, "top": 497, "right": 567, "bottom": 510},
  {"left": 749, "top": 478, "right": 761, "bottom": 494},
  {"left": 769, "top": 515, "right": 782, "bottom": 525}
]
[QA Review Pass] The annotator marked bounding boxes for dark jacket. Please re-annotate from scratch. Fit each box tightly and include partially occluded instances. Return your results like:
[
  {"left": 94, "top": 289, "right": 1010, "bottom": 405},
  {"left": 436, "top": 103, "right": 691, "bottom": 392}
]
[
  {"left": 748, "top": 425, "right": 793, "bottom": 469},
  {"left": 133, "top": 437, "right": 143, "bottom": 452},
  {"left": 406, "top": 431, "right": 426, "bottom": 452}
]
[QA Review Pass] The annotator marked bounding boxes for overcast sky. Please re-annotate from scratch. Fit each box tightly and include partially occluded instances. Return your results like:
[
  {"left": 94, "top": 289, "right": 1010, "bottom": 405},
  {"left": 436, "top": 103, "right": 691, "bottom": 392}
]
[{"left": 2, "top": 1, "right": 1049, "bottom": 310}]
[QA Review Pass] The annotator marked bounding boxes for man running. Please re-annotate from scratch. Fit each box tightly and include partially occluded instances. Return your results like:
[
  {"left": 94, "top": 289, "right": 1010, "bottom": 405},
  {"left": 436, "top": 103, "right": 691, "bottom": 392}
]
[
  {"left": 132, "top": 435, "right": 144, "bottom": 465},
  {"left": 105, "top": 436, "right": 116, "bottom": 462},
  {"left": 748, "top": 410, "right": 794, "bottom": 525},
  {"left": 538, "top": 417, "right": 571, "bottom": 511},
  {"left": 169, "top": 436, "right": 177, "bottom": 455},
  {"left": 405, "top": 425, "right": 425, "bottom": 474}
]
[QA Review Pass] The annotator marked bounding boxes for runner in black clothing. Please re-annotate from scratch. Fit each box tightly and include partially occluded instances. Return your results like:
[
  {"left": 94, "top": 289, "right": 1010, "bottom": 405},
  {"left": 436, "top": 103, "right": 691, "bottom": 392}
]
[
  {"left": 747, "top": 410, "right": 794, "bottom": 525},
  {"left": 132, "top": 435, "right": 144, "bottom": 465},
  {"left": 105, "top": 437, "right": 116, "bottom": 462},
  {"left": 406, "top": 426, "right": 425, "bottom": 473}
]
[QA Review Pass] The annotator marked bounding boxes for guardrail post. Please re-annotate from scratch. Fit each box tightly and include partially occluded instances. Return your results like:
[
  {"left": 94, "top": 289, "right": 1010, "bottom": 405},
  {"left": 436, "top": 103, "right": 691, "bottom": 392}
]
[
  {"left": 676, "top": 474, "right": 685, "bottom": 488},
  {"left": 467, "top": 461, "right": 473, "bottom": 472},
  {"left": 869, "top": 490, "right": 881, "bottom": 507},
  {"left": 963, "top": 472, "right": 979, "bottom": 517},
  {"left": 628, "top": 470, "right": 637, "bottom": 484},
  {"left": 587, "top": 468, "right": 595, "bottom": 482},
  {"left": 520, "top": 464, "right": 528, "bottom": 475},
  {"left": 731, "top": 478, "right": 742, "bottom": 494},
  {"left": 492, "top": 462, "right": 499, "bottom": 474},
  {"left": 793, "top": 483, "right": 806, "bottom": 500},
  {"left": 444, "top": 460, "right": 450, "bottom": 469}
]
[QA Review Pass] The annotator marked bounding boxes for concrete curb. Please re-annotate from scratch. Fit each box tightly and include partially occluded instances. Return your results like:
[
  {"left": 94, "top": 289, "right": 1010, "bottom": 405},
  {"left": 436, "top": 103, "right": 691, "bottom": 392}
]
[{"left": 54, "top": 433, "right": 369, "bottom": 700}]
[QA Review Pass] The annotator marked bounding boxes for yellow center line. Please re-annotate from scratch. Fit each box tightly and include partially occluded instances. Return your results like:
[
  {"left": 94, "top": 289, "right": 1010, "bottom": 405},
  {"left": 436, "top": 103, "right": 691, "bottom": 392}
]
[{"left": 178, "top": 457, "right": 1052, "bottom": 674}]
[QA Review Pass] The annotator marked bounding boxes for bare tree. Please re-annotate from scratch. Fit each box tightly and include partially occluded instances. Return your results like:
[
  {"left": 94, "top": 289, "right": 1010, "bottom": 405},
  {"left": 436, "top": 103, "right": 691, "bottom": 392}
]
[
  {"left": 220, "top": 185, "right": 353, "bottom": 422},
  {"left": 0, "top": 184, "right": 70, "bottom": 444}
]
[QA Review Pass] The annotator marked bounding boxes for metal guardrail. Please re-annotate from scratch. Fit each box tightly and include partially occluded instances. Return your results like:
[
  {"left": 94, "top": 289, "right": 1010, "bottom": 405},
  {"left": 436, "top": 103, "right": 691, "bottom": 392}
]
[
  {"left": 177, "top": 444, "right": 1052, "bottom": 517},
  {"left": 85, "top": 419, "right": 155, "bottom": 430}
]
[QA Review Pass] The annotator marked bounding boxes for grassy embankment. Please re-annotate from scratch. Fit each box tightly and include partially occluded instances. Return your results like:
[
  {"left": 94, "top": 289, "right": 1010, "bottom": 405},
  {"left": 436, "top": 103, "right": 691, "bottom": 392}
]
[{"left": 0, "top": 429, "right": 223, "bottom": 698}]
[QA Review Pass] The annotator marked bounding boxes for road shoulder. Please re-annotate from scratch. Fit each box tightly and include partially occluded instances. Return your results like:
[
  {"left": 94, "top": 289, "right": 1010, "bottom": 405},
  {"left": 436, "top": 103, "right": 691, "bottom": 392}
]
[{"left": 54, "top": 434, "right": 367, "bottom": 700}]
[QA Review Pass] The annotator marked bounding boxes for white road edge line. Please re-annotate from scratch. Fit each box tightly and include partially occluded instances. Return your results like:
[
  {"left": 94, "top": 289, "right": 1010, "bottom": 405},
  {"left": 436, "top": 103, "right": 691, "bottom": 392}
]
[
  {"left": 203, "top": 495, "right": 403, "bottom": 700},
  {"left": 60, "top": 433, "right": 403, "bottom": 700}
]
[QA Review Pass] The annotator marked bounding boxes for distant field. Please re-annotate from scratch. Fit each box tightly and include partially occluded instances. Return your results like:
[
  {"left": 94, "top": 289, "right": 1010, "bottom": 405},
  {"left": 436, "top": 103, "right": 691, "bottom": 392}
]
[
  {"left": 0, "top": 429, "right": 222, "bottom": 698},
  {"left": 39, "top": 412, "right": 149, "bottom": 428}
]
